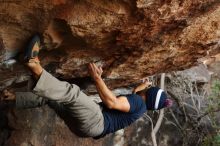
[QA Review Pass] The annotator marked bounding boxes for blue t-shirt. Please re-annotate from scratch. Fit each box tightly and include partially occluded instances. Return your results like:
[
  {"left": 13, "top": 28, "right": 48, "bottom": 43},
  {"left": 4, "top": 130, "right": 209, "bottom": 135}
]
[{"left": 97, "top": 94, "right": 146, "bottom": 138}]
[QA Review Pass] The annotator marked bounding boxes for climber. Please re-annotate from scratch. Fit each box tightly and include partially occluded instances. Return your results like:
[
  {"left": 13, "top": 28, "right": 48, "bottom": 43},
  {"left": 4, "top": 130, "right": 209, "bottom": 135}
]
[{"left": 0, "top": 35, "right": 173, "bottom": 139}]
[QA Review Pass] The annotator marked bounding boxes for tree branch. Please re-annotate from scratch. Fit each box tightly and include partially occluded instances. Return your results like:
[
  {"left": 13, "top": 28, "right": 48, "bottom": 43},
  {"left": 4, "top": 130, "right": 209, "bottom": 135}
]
[{"left": 151, "top": 73, "right": 165, "bottom": 146}]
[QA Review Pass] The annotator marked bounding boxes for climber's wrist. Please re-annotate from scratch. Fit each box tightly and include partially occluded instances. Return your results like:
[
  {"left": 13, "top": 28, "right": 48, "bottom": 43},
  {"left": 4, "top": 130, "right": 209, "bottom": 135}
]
[{"left": 94, "top": 76, "right": 102, "bottom": 82}]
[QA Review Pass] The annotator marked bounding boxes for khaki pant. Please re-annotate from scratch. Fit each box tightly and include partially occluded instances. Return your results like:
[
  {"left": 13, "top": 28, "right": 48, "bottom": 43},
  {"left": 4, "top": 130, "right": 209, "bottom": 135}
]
[{"left": 15, "top": 69, "right": 104, "bottom": 137}]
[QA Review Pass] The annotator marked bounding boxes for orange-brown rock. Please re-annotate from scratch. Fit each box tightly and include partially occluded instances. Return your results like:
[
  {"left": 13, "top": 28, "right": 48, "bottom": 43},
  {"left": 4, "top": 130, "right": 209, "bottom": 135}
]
[{"left": 0, "top": 0, "right": 219, "bottom": 89}]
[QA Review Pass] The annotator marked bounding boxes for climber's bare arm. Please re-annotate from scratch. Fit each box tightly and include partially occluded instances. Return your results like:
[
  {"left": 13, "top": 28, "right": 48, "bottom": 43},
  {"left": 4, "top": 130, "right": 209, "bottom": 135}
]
[
  {"left": 133, "top": 78, "right": 152, "bottom": 93},
  {"left": 88, "top": 63, "right": 130, "bottom": 112}
]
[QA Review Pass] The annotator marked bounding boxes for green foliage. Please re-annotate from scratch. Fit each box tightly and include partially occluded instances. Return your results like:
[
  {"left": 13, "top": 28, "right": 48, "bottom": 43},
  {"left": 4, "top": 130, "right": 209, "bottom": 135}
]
[
  {"left": 214, "top": 134, "right": 220, "bottom": 144},
  {"left": 210, "top": 80, "right": 220, "bottom": 97},
  {"left": 202, "top": 80, "right": 220, "bottom": 146},
  {"left": 207, "top": 79, "right": 220, "bottom": 113},
  {"left": 202, "top": 133, "right": 220, "bottom": 146}
]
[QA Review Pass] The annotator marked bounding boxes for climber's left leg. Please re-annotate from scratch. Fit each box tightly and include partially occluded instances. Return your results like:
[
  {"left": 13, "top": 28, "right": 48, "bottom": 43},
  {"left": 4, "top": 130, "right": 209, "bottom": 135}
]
[
  {"left": 15, "top": 92, "right": 48, "bottom": 109},
  {"left": 1, "top": 90, "right": 48, "bottom": 109},
  {"left": 15, "top": 91, "right": 67, "bottom": 118}
]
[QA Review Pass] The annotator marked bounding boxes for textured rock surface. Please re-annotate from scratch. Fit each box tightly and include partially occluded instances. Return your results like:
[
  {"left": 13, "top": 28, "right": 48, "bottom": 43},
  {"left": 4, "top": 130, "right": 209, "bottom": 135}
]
[
  {"left": 2, "top": 105, "right": 105, "bottom": 146},
  {"left": 0, "top": 0, "right": 219, "bottom": 89},
  {"left": 0, "top": 0, "right": 220, "bottom": 146}
]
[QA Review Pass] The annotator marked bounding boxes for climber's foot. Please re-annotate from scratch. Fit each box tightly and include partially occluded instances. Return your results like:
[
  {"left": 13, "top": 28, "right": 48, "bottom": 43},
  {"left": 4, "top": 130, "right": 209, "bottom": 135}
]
[
  {"left": 24, "top": 35, "right": 43, "bottom": 78},
  {"left": 26, "top": 58, "right": 43, "bottom": 78}
]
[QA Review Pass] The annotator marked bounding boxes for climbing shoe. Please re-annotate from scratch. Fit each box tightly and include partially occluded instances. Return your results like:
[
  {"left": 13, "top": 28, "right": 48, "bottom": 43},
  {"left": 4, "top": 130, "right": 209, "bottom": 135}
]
[{"left": 24, "top": 34, "right": 41, "bottom": 62}]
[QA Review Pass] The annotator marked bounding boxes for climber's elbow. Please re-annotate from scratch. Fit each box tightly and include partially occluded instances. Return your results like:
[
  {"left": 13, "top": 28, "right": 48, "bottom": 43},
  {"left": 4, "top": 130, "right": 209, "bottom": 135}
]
[
  {"left": 105, "top": 96, "right": 130, "bottom": 112},
  {"left": 105, "top": 98, "right": 117, "bottom": 109}
]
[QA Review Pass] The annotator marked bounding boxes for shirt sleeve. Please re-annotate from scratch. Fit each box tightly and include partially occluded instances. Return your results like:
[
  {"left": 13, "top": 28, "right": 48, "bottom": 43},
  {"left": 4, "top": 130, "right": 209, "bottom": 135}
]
[{"left": 126, "top": 94, "right": 141, "bottom": 113}]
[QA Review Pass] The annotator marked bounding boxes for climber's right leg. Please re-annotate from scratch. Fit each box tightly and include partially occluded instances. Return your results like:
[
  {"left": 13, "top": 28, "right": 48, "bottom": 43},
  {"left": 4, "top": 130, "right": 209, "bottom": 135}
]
[
  {"left": 1, "top": 89, "right": 48, "bottom": 109},
  {"left": 15, "top": 92, "right": 48, "bottom": 109}
]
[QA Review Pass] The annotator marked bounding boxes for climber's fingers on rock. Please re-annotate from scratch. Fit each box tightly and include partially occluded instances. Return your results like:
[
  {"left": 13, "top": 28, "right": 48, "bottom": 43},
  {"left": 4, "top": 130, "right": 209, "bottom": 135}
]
[
  {"left": 88, "top": 63, "right": 103, "bottom": 79},
  {"left": 98, "top": 66, "right": 103, "bottom": 74},
  {"left": 142, "top": 77, "right": 149, "bottom": 83},
  {"left": 93, "top": 63, "right": 102, "bottom": 73},
  {"left": 88, "top": 63, "right": 94, "bottom": 69},
  {"left": 92, "top": 63, "right": 99, "bottom": 71},
  {"left": 3, "top": 89, "right": 14, "bottom": 96},
  {"left": 88, "top": 63, "right": 96, "bottom": 73},
  {"left": 94, "top": 64, "right": 103, "bottom": 76},
  {"left": 4, "top": 95, "right": 16, "bottom": 101},
  {"left": 88, "top": 63, "right": 98, "bottom": 77},
  {"left": 1, "top": 89, "right": 16, "bottom": 101},
  {"left": 3, "top": 90, "right": 8, "bottom": 97},
  {"left": 88, "top": 63, "right": 92, "bottom": 71},
  {"left": 141, "top": 77, "right": 152, "bottom": 88},
  {"left": 89, "top": 63, "right": 101, "bottom": 73}
]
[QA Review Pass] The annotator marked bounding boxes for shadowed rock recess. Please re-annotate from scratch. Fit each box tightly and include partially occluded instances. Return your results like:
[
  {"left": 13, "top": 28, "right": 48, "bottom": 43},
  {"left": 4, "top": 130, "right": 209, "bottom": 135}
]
[{"left": 0, "top": 0, "right": 220, "bottom": 146}]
